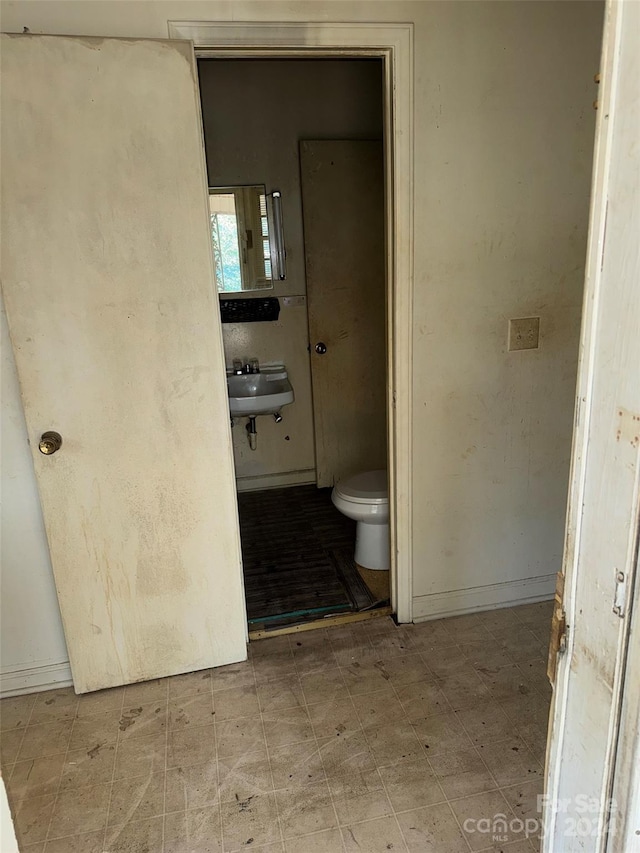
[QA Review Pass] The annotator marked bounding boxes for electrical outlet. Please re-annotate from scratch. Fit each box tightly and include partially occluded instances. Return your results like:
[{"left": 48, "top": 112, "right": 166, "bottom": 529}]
[
  {"left": 509, "top": 317, "right": 540, "bottom": 351},
  {"left": 282, "top": 296, "right": 306, "bottom": 308}
]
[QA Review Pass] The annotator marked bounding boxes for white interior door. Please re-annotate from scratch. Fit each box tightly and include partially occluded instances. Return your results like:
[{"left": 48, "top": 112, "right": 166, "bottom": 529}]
[
  {"left": 301, "top": 140, "right": 387, "bottom": 487},
  {"left": 544, "top": 2, "right": 640, "bottom": 849},
  {"left": 0, "top": 34, "right": 247, "bottom": 693}
]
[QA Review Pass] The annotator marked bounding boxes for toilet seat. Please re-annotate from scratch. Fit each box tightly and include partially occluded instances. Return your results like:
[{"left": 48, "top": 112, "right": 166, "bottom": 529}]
[{"left": 333, "top": 469, "right": 388, "bottom": 505}]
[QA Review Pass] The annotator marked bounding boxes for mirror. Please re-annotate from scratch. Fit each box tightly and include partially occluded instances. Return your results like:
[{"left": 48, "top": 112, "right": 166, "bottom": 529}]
[{"left": 208, "top": 185, "right": 285, "bottom": 293}]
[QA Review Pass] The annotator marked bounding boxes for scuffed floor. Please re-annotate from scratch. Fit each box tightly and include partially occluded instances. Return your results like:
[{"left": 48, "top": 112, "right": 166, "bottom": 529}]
[{"left": 1, "top": 602, "right": 552, "bottom": 852}]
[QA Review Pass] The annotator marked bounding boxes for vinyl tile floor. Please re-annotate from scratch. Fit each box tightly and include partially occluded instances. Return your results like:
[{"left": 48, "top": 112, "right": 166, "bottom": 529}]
[{"left": 1, "top": 601, "right": 553, "bottom": 853}]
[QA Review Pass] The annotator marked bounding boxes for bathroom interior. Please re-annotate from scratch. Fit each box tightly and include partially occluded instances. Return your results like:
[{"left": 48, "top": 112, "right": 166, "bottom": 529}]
[{"left": 200, "top": 57, "right": 391, "bottom": 633}]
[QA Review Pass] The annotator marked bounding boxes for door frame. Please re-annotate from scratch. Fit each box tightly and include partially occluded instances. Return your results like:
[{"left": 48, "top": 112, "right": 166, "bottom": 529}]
[
  {"left": 543, "top": 0, "right": 640, "bottom": 848},
  {"left": 168, "top": 21, "right": 415, "bottom": 623}
]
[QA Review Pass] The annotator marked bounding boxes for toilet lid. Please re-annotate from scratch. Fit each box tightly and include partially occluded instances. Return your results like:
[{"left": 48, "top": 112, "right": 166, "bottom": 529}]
[{"left": 334, "top": 469, "right": 388, "bottom": 505}]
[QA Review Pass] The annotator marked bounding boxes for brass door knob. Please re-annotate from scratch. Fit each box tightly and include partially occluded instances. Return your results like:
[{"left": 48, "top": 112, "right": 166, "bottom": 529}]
[{"left": 39, "top": 431, "right": 62, "bottom": 455}]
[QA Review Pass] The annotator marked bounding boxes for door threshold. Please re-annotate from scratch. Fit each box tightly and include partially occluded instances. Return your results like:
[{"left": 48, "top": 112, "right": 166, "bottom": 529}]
[{"left": 249, "top": 605, "right": 393, "bottom": 641}]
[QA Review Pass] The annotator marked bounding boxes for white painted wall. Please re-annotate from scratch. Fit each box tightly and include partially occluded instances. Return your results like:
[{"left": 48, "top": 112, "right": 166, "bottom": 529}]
[
  {"left": 409, "top": 1, "right": 602, "bottom": 617},
  {"left": 0, "top": 1, "right": 603, "bottom": 693},
  {"left": 199, "top": 59, "right": 383, "bottom": 486}
]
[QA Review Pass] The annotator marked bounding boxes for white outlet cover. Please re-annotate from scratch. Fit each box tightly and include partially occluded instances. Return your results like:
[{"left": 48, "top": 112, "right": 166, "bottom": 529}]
[
  {"left": 508, "top": 317, "right": 540, "bottom": 351},
  {"left": 282, "top": 296, "right": 306, "bottom": 308}
]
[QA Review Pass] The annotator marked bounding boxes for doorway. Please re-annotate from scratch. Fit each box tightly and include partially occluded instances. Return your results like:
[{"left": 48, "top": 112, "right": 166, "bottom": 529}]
[
  {"left": 169, "top": 21, "right": 414, "bottom": 628},
  {"left": 197, "top": 58, "right": 391, "bottom": 632}
]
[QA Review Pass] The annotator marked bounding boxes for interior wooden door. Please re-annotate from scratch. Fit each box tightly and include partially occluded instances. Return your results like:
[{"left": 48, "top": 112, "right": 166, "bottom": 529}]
[
  {"left": 0, "top": 34, "right": 247, "bottom": 693},
  {"left": 301, "top": 140, "right": 387, "bottom": 487}
]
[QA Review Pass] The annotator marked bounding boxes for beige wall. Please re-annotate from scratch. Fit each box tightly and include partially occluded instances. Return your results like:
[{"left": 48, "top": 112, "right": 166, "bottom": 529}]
[
  {"left": 0, "top": 0, "right": 603, "bottom": 689},
  {"left": 409, "top": 1, "right": 602, "bottom": 613},
  {"left": 199, "top": 59, "right": 383, "bottom": 485}
]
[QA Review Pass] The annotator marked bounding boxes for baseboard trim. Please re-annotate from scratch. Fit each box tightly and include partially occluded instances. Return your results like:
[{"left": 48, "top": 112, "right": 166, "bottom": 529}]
[
  {"left": 412, "top": 573, "right": 556, "bottom": 623},
  {"left": 235, "top": 469, "right": 316, "bottom": 493},
  {"left": 0, "top": 661, "right": 73, "bottom": 698}
]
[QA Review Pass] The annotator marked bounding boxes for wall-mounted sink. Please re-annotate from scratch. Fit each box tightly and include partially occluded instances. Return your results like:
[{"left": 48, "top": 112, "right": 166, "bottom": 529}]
[{"left": 227, "top": 365, "right": 294, "bottom": 417}]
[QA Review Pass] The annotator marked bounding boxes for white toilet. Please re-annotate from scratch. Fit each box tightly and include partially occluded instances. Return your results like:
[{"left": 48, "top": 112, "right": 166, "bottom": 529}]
[{"left": 331, "top": 469, "right": 389, "bottom": 571}]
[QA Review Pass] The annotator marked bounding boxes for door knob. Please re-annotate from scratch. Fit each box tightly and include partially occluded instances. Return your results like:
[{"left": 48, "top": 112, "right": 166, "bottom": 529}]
[
  {"left": 315, "top": 342, "right": 327, "bottom": 355},
  {"left": 39, "top": 431, "right": 62, "bottom": 455}
]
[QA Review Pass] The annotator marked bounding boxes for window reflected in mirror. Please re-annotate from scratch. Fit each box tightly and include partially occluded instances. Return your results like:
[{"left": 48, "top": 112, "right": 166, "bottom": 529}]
[{"left": 209, "top": 185, "right": 282, "bottom": 293}]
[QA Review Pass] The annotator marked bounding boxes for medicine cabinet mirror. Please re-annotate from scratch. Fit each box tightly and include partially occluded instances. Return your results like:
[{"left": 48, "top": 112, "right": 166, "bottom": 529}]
[{"left": 208, "top": 185, "right": 286, "bottom": 293}]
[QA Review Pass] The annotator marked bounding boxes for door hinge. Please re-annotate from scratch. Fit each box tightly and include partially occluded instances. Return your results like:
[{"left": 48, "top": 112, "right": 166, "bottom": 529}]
[
  {"left": 547, "top": 570, "right": 568, "bottom": 685},
  {"left": 593, "top": 73, "right": 600, "bottom": 111},
  {"left": 613, "top": 570, "right": 628, "bottom": 618}
]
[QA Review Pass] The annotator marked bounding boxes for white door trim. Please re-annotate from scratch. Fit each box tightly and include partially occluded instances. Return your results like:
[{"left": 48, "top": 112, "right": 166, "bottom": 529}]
[{"left": 168, "top": 21, "right": 415, "bottom": 623}]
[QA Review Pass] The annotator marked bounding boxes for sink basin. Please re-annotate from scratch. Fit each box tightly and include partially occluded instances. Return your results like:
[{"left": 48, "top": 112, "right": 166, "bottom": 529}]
[{"left": 227, "top": 365, "right": 294, "bottom": 417}]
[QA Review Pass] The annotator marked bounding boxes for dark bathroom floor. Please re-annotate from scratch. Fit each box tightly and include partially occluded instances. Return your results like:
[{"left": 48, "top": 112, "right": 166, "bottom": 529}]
[{"left": 237, "top": 485, "right": 385, "bottom": 629}]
